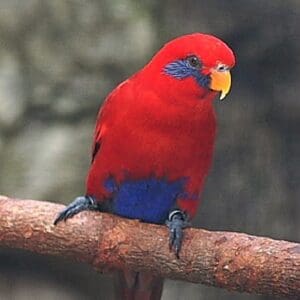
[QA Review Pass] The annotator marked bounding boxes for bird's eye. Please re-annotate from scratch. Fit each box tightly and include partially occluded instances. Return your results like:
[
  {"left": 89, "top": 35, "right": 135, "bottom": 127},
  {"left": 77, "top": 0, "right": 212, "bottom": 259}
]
[
  {"left": 216, "top": 64, "right": 229, "bottom": 72},
  {"left": 186, "top": 55, "right": 201, "bottom": 68}
]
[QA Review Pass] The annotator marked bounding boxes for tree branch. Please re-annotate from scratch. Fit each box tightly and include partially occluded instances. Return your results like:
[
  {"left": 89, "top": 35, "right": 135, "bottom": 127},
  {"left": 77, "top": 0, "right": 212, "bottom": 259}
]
[{"left": 0, "top": 195, "right": 299, "bottom": 299}]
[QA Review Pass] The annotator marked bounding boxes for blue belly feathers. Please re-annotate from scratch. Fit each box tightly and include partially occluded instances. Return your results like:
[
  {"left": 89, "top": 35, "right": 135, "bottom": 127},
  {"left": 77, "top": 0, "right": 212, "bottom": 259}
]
[{"left": 104, "top": 177, "right": 187, "bottom": 223}]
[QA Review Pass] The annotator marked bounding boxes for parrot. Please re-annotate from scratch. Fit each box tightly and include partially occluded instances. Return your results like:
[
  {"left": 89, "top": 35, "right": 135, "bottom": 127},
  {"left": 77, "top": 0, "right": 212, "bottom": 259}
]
[{"left": 54, "top": 33, "right": 235, "bottom": 299}]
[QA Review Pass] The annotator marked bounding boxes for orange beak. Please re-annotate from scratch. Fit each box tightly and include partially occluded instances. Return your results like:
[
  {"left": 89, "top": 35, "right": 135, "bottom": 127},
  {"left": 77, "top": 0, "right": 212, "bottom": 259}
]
[{"left": 209, "top": 69, "right": 232, "bottom": 100}]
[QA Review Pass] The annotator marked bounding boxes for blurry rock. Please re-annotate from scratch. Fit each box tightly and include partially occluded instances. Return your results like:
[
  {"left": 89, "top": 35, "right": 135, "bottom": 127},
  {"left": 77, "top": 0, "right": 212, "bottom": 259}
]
[{"left": 0, "top": 53, "right": 25, "bottom": 128}]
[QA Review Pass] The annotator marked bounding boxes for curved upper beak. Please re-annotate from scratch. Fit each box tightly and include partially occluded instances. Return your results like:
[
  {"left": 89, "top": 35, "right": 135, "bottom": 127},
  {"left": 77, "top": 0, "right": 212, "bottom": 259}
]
[{"left": 209, "top": 69, "right": 231, "bottom": 100}]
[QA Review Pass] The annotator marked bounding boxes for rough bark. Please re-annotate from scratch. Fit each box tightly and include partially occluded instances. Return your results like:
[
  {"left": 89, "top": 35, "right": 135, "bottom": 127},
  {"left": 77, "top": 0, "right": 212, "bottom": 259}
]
[{"left": 0, "top": 195, "right": 299, "bottom": 299}]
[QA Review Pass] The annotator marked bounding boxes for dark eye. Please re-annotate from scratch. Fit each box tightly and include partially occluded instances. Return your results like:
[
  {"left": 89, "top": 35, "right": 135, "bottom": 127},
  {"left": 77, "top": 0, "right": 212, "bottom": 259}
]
[
  {"left": 186, "top": 55, "right": 201, "bottom": 68},
  {"left": 216, "top": 64, "right": 229, "bottom": 72}
]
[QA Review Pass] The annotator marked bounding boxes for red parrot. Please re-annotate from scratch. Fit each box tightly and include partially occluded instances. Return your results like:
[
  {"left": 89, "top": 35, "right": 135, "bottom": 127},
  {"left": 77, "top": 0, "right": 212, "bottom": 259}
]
[{"left": 54, "top": 33, "right": 235, "bottom": 299}]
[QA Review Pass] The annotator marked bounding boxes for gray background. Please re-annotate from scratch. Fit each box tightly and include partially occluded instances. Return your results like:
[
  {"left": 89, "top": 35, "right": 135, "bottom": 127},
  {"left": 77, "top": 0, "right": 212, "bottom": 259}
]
[{"left": 0, "top": 1, "right": 299, "bottom": 299}]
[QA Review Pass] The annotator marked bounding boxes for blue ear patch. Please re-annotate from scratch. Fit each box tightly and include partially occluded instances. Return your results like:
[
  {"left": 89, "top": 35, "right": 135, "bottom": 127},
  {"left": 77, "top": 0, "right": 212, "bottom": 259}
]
[
  {"left": 164, "top": 60, "right": 195, "bottom": 79},
  {"left": 164, "top": 59, "right": 210, "bottom": 88},
  {"left": 104, "top": 177, "right": 190, "bottom": 223}
]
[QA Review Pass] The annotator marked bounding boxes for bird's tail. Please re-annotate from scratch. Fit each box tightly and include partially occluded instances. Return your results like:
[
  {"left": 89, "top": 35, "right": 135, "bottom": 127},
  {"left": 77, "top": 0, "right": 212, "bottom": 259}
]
[{"left": 114, "top": 269, "right": 164, "bottom": 300}]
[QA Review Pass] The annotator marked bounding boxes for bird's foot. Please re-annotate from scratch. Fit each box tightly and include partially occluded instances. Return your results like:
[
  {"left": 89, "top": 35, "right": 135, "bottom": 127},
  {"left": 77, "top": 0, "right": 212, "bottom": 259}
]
[
  {"left": 166, "top": 209, "right": 190, "bottom": 258},
  {"left": 54, "top": 196, "right": 98, "bottom": 225}
]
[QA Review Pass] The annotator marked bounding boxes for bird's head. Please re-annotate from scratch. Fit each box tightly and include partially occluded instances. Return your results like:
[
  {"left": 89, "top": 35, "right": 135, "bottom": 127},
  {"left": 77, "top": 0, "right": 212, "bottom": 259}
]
[{"left": 143, "top": 33, "right": 235, "bottom": 102}]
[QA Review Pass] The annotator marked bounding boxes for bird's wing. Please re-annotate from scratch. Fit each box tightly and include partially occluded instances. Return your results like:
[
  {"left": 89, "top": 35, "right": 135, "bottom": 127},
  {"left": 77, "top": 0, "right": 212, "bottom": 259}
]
[{"left": 90, "top": 80, "right": 130, "bottom": 163}]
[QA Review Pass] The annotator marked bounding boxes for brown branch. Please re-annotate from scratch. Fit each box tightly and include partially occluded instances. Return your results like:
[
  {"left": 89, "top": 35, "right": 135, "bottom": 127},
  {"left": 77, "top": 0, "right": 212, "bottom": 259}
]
[{"left": 0, "top": 195, "right": 299, "bottom": 299}]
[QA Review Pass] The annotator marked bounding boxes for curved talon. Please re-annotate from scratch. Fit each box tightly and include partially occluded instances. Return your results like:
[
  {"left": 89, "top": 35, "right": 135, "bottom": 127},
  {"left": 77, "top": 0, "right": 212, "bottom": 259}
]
[
  {"left": 166, "top": 209, "right": 189, "bottom": 258},
  {"left": 54, "top": 196, "right": 97, "bottom": 225}
]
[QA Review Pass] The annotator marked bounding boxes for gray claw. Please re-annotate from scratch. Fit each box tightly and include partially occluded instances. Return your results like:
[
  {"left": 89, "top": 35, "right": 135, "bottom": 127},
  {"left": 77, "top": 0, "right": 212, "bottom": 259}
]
[
  {"left": 166, "top": 209, "right": 189, "bottom": 258},
  {"left": 54, "top": 196, "right": 97, "bottom": 225}
]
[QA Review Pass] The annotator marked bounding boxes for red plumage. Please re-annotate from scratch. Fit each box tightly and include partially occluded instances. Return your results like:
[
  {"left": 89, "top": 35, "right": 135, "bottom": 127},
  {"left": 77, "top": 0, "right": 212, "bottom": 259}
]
[{"left": 86, "top": 33, "right": 235, "bottom": 218}]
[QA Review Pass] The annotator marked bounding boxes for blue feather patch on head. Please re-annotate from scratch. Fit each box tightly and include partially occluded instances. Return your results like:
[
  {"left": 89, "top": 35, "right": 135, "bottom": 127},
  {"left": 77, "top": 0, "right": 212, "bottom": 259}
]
[
  {"left": 164, "top": 59, "right": 210, "bottom": 88},
  {"left": 104, "top": 176, "right": 195, "bottom": 223}
]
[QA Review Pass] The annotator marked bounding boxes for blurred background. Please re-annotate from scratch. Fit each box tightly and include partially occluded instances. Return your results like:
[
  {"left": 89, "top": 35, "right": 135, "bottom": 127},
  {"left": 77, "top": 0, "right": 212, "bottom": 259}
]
[{"left": 0, "top": 1, "right": 299, "bottom": 299}]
